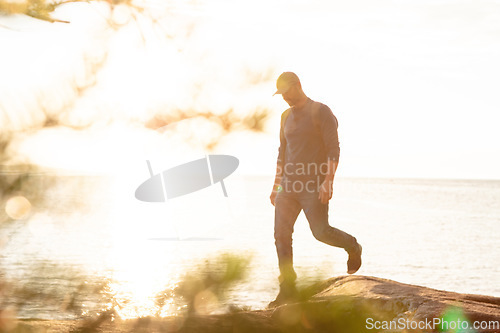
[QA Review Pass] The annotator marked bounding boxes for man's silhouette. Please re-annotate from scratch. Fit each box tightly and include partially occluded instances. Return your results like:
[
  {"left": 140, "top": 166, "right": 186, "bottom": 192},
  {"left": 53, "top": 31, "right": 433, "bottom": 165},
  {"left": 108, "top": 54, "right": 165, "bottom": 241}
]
[{"left": 270, "top": 72, "right": 362, "bottom": 307}]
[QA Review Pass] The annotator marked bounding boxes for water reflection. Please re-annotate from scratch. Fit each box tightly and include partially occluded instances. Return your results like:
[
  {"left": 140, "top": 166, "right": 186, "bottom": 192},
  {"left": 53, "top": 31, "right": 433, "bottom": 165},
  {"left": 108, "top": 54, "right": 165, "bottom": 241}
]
[{"left": 1, "top": 174, "right": 499, "bottom": 321}]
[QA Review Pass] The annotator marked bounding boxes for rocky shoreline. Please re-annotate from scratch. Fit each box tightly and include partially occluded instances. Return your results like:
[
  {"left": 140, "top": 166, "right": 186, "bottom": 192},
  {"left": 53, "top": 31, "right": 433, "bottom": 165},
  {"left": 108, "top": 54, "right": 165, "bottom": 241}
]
[{"left": 14, "top": 275, "right": 500, "bottom": 332}]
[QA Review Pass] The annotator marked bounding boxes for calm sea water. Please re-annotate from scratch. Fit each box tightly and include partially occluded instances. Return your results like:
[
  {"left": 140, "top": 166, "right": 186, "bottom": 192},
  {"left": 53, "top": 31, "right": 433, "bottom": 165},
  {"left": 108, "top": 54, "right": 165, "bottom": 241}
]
[{"left": 1, "top": 175, "right": 499, "bottom": 319}]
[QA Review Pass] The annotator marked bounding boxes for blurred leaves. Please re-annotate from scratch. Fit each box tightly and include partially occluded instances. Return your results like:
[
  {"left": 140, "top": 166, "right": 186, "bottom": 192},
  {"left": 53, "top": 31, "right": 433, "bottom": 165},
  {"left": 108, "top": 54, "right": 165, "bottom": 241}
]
[
  {"left": 0, "top": 0, "right": 71, "bottom": 23},
  {"left": 146, "top": 108, "right": 267, "bottom": 134},
  {"left": 146, "top": 107, "right": 271, "bottom": 150},
  {"left": 159, "top": 253, "right": 252, "bottom": 316},
  {"left": 0, "top": 0, "right": 136, "bottom": 23},
  {"left": 1, "top": 0, "right": 276, "bottom": 155}
]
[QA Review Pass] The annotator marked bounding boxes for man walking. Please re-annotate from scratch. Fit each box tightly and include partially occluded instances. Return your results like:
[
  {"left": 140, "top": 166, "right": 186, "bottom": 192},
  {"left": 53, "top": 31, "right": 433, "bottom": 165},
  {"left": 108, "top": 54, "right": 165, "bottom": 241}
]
[{"left": 269, "top": 72, "right": 362, "bottom": 307}]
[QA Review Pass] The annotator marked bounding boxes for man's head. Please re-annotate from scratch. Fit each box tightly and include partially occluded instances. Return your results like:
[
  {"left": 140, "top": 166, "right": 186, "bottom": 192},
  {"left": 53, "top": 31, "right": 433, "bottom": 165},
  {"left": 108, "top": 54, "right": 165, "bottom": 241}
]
[{"left": 274, "top": 72, "right": 306, "bottom": 107}]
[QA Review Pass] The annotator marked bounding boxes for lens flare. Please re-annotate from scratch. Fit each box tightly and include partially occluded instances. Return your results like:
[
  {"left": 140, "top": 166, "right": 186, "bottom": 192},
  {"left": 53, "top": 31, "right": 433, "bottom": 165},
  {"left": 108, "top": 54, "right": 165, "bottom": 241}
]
[{"left": 5, "top": 196, "right": 32, "bottom": 220}]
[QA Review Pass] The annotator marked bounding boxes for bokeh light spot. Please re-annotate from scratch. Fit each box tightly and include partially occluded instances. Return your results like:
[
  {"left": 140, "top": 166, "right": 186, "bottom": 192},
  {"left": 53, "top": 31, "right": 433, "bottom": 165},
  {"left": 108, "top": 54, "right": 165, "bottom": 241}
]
[{"left": 5, "top": 196, "right": 32, "bottom": 220}]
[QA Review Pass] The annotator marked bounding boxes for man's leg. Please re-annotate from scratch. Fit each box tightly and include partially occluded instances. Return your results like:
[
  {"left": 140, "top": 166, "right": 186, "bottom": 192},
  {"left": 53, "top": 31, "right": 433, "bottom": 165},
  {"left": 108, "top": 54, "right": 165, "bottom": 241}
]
[
  {"left": 301, "top": 194, "right": 362, "bottom": 274},
  {"left": 271, "top": 193, "right": 302, "bottom": 305}
]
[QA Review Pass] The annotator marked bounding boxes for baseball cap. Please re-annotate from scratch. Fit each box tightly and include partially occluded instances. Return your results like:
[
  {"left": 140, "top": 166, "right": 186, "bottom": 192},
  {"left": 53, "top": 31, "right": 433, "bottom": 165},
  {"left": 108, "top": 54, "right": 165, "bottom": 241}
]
[{"left": 273, "top": 72, "right": 300, "bottom": 95}]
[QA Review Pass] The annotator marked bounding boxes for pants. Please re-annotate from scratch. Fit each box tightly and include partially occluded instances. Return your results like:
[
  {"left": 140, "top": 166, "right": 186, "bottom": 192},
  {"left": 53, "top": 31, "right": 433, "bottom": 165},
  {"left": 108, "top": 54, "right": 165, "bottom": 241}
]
[{"left": 274, "top": 190, "right": 357, "bottom": 285}]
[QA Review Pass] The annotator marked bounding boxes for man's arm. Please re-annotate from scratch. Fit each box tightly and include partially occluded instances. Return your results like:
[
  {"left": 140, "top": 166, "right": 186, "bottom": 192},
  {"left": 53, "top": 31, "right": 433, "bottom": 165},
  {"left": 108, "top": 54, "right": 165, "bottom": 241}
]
[
  {"left": 318, "top": 158, "right": 338, "bottom": 204},
  {"left": 316, "top": 104, "right": 340, "bottom": 204},
  {"left": 270, "top": 110, "right": 289, "bottom": 206}
]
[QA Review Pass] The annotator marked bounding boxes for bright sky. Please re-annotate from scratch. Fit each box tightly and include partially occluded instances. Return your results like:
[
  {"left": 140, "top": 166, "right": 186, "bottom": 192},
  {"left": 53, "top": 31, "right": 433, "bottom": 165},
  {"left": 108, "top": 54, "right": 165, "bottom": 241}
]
[{"left": 1, "top": 0, "right": 500, "bottom": 179}]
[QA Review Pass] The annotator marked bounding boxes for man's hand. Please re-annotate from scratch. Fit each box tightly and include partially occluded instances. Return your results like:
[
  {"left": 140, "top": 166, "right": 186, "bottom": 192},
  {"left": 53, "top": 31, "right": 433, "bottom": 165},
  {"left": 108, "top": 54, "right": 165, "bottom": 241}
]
[
  {"left": 318, "top": 179, "right": 333, "bottom": 204},
  {"left": 270, "top": 190, "right": 278, "bottom": 206}
]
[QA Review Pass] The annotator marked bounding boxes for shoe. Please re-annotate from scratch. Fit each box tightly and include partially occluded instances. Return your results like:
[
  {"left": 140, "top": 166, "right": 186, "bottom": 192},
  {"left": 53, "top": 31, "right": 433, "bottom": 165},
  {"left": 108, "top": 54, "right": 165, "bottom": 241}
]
[
  {"left": 347, "top": 242, "right": 362, "bottom": 274},
  {"left": 267, "top": 283, "right": 298, "bottom": 308}
]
